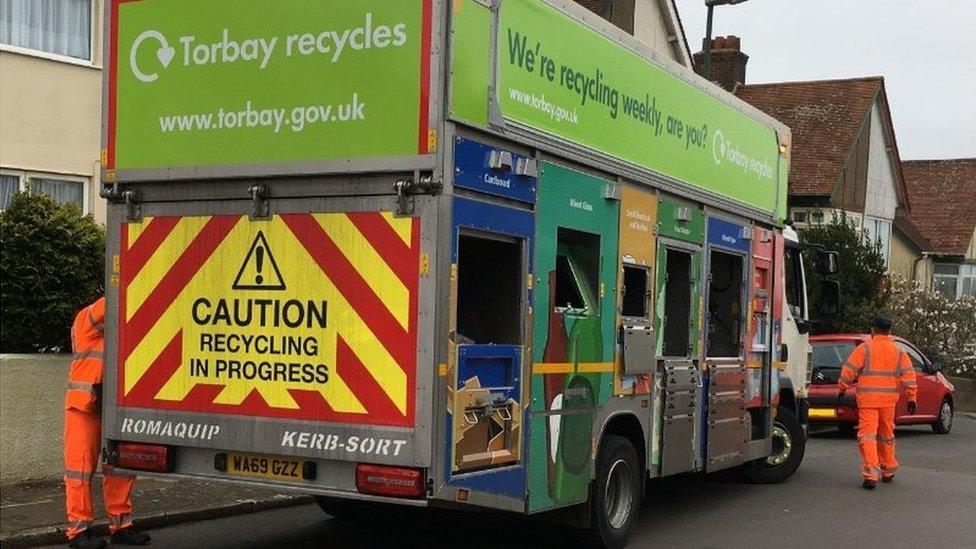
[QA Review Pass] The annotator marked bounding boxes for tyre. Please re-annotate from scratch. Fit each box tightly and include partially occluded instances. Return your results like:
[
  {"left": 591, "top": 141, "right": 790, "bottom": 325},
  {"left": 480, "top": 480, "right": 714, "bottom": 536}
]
[
  {"left": 589, "top": 435, "right": 642, "bottom": 549},
  {"left": 741, "top": 406, "right": 805, "bottom": 484},
  {"left": 837, "top": 424, "right": 856, "bottom": 438},
  {"left": 931, "top": 398, "right": 953, "bottom": 434}
]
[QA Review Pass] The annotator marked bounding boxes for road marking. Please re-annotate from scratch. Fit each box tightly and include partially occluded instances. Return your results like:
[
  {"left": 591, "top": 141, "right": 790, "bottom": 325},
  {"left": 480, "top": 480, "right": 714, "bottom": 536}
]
[{"left": 0, "top": 499, "right": 54, "bottom": 509}]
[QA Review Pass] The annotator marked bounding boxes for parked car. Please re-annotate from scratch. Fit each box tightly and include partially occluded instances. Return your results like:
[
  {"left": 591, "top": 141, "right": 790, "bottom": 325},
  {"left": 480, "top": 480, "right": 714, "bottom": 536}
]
[{"left": 807, "top": 334, "right": 955, "bottom": 434}]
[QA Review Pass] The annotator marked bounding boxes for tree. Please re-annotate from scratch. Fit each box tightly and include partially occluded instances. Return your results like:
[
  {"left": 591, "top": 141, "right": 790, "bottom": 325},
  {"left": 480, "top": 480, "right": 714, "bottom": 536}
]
[
  {"left": 0, "top": 192, "right": 105, "bottom": 352},
  {"left": 801, "top": 213, "right": 888, "bottom": 334},
  {"left": 886, "top": 277, "right": 976, "bottom": 380}
]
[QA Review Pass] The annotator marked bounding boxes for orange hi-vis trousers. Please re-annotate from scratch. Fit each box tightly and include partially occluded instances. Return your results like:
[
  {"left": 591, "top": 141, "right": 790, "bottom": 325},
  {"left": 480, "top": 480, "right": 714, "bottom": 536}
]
[
  {"left": 64, "top": 408, "right": 136, "bottom": 540},
  {"left": 857, "top": 406, "right": 898, "bottom": 481}
]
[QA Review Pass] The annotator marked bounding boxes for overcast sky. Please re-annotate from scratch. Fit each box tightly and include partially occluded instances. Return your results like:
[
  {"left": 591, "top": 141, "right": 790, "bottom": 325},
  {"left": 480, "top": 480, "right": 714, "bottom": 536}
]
[{"left": 674, "top": 0, "right": 976, "bottom": 160}]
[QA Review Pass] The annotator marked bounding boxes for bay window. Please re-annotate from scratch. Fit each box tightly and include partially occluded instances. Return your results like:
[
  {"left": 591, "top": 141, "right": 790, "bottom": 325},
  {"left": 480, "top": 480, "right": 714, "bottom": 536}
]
[
  {"left": 0, "top": 0, "right": 93, "bottom": 61},
  {"left": 0, "top": 170, "right": 88, "bottom": 214}
]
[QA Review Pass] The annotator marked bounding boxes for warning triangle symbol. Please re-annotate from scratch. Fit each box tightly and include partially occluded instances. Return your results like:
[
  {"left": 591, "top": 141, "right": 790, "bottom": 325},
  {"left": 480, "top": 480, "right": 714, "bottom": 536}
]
[{"left": 232, "top": 231, "right": 286, "bottom": 291}]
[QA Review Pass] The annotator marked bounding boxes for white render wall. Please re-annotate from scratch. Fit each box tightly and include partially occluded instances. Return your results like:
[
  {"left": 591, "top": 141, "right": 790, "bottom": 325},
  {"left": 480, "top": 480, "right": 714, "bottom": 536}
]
[
  {"left": 634, "top": 0, "right": 687, "bottom": 66},
  {"left": 863, "top": 100, "right": 900, "bottom": 221}
]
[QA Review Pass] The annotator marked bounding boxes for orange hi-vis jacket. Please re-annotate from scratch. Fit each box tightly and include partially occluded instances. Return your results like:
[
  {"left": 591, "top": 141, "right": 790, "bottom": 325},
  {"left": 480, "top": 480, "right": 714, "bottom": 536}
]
[
  {"left": 66, "top": 297, "right": 105, "bottom": 413},
  {"left": 838, "top": 335, "right": 917, "bottom": 407}
]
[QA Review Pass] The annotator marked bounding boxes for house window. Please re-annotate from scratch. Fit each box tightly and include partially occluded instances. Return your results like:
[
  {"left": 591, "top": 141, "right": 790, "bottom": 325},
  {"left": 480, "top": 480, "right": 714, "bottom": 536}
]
[
  {"left": 0, "top": 170, "right": 88, "bottom": 214},
  {"left": 0, "top": 0, "right": 93, "bottom": 61},
  {"left": 0, "top": 173, "right": 19, "bottom": 210},
  {"left": 864, "top": 217, "right": 892, "bottom": 268},
  {"left": 933, "top": 263, "right": 976, "bottom": 299}
]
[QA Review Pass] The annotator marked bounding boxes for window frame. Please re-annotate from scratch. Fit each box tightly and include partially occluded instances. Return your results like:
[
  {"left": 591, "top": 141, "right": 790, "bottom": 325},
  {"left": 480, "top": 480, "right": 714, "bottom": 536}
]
[
  {"left": 0, "top": 0, "right": 99, "bottom": 67},
  {"left": 0, "top": 169, "right": 90, "bottom": 214},
  {"left": 933, "top": 262, "right": 976, "bottom": 300},
  {"left": 863, "top": 216, "right": 892, "bottom": 268}
]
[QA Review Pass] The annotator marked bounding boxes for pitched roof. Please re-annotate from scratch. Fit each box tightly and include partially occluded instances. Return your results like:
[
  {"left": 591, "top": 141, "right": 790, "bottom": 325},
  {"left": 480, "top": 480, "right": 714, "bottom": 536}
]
[
  {"left": 901, "top": 158, "right": 976, "bottom": 256},
  {"left": 736, "top": 77, "right": 884, "bottom": 197},
  {"left": 892, "top": 214, "right": 931, "bottom": 252}
]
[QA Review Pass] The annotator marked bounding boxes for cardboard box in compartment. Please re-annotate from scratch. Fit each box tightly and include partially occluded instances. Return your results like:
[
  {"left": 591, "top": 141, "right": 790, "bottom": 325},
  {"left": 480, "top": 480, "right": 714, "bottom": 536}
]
[{"left": 453, "top": 376, "right": 521, "bottom": 472}]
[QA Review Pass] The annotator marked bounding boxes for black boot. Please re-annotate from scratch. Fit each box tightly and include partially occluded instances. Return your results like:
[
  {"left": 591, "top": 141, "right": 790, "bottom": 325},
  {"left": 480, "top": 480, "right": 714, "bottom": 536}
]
[
  {"left": 67, "top": 530, "right": 107, "bottom": 549},
  {"left": 110, "top": 527, "right": 151, "bottom": 546},
  {"left": 881, "top": 476, "right": 894, "bottom": 483},
  {"left": 862, "top": 479, "right": 877, "bottom": 490}
]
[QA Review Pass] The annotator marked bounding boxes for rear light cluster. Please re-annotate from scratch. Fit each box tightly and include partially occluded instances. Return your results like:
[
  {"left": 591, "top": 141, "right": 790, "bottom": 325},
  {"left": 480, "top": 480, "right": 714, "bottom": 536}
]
[
  {"left": 355, "top": 464, "right": 425, "bottom": 498},
  {"left": 113, "top": 442, "right": 174, "bottom": 472}
]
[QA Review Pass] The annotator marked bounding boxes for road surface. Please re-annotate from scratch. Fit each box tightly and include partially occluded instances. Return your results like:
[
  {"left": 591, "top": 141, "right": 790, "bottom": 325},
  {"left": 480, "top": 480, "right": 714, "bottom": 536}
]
[{"left": 41, "top": 416, "right": 976, "bottom": 548}]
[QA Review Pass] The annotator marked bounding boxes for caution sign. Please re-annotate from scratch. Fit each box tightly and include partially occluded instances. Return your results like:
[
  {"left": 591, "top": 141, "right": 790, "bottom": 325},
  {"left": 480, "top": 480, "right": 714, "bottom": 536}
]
[
  {"left": 232, "top": 232, "right": 285, "bottom": 290},
  {"left": 117, "top": 212, "right": 420, "bottom": 427}
]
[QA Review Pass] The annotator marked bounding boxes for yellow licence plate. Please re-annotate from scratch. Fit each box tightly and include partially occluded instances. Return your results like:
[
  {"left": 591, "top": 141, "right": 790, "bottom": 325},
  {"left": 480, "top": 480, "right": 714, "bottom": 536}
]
[
  {"left": 808, "top": 408, "right": 837, "bottom": 419},
  {"left": 227, "top": 453, "right": 305, "bottom": 481}
]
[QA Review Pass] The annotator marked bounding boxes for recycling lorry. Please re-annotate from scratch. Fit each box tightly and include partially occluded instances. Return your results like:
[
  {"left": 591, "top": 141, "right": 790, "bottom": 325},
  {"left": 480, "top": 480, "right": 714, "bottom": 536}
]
[{"left": 99, "top": 0, "right": 837, "bottom": 546}]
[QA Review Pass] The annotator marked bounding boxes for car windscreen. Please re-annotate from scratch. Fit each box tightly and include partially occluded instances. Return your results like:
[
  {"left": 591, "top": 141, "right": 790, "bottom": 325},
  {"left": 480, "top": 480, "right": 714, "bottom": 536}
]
[
  {"left": 812, "top": 342, "right": 857, "bottom": 369},
  {"left": 811, "top": 342, "right": 857, "bottom": 385}
]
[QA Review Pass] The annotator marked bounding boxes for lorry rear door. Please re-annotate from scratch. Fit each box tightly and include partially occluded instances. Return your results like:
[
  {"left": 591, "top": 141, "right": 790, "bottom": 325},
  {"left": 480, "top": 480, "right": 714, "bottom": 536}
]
[{"left": 104, "top": 191, "right": 435, "bottom": 483}]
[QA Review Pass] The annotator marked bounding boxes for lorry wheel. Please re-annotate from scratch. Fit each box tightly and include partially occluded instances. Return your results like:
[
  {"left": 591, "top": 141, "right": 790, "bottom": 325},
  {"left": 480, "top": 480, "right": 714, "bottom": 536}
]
[
  {"left": 589, "top": 435, "right": 641, "bottom": 549},
  {"left": 741, "top": 406, "right": 805, "bottom": 484},
  {"left": 931, "top": 398, "right": 953, "bottom": 434}
]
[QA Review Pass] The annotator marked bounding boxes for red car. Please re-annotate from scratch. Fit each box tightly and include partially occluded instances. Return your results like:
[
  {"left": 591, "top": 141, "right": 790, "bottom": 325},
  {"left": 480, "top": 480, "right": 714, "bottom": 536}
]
[{"left": 807, "top": 334, "right": 956, "bottom": 434}]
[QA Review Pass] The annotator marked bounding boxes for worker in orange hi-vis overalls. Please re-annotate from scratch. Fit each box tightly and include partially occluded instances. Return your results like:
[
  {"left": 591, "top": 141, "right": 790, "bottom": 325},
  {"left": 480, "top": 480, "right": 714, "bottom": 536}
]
[
  {"left": 64, "top": 297, "right": 151, "bottom": 548},
  {"left": 837, "top": 316, "right": 918, "bottom": 490}
]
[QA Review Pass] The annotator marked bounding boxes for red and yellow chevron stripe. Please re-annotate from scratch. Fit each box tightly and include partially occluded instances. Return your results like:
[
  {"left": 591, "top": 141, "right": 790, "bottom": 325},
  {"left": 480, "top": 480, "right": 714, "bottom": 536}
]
[{"left": 117, "top": 212, "right": 420, "bottom": 427}]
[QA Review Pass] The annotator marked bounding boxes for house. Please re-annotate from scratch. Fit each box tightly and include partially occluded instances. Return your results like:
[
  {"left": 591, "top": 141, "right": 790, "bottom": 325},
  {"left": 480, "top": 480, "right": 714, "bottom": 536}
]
[
  {"left": 0, "top": 0, "right": 106, "bottom": 222},
  {"left": 575, "top": 0, "right": 692, "bottom": 66},
  {"left": 696, "top": 37, "right": 909, "bottom": 268},
  {"left": 891, "top": 159, "right": 976, "bottom": 299}
]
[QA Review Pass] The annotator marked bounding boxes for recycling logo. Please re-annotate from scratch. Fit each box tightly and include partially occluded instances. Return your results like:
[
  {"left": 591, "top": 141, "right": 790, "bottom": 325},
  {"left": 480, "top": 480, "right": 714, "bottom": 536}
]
[{"left": 129, "top": 30, "right": 174, "bottom": 83}]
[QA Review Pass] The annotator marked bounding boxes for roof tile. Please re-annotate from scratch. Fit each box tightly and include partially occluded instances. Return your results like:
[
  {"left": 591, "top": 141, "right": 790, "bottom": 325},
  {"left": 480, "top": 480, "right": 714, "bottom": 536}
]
[
  {"left": 737, "top": 77, "right": 883, "bottom": 197},
  {"left": 902, "top": 159, "right": 976, "bottom": 256}
]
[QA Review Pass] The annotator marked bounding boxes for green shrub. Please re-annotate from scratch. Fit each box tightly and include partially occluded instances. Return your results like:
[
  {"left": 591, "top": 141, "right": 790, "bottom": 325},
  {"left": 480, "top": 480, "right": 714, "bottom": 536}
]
[
  {"left": 801, "top": 213, "right": 889, "bottom": 335},
  {"left": 886, "top": 277, "right": 976, "bottom": 380},
  {"left": 0, "top": 192, "right": 105, "bottom": 352}
]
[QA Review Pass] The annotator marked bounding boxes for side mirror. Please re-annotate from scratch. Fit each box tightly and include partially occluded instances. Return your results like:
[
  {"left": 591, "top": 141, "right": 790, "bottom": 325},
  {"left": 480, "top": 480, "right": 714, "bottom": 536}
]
[
  {"left": 819, "top": 280, "right": 841, "bottom": 315},
  {"left": 930, "top": 362, "right": 943, "bottom": 374},
  {"left": 796, "top": 319, "right": 811, "bottom": 335},
  {"left": 816, "top": 250, "right": 840, "bottom": 275}
]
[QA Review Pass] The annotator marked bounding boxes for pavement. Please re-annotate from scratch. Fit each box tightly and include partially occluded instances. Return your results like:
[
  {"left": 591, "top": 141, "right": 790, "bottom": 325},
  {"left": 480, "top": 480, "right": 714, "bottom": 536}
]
[
  {"left": 10, "top": 416, "right": 973, "bottom": 549},
  {"left": 0, "top": 478, "right": 310, "bottom": 548}
]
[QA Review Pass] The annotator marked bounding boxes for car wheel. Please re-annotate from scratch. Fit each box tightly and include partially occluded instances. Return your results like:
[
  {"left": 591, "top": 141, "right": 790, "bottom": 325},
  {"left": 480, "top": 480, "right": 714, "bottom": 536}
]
[
  {"left": 837, "top": 424, "right": 856, "bottom": 438},
  {"left": 589, "top": 435, "right": 642, "bottom": 549},
  {"left": 741, "top": 406, "right": 805, "bottom": 484},
  {"left": 931, "top": 398, "right": 953, "bottom": 434}
]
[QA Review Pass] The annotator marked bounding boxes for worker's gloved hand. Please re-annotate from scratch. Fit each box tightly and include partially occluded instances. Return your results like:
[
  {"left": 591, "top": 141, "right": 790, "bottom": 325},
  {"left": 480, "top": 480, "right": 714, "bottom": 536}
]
[{"left": 908, "top": 401, "right": 917, "bottom": 414}]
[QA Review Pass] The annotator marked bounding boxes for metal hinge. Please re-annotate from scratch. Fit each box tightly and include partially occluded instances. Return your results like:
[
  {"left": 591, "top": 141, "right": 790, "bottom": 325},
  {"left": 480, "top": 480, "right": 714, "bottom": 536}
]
[
  {"left": 249, "top": 185, "right": 270, "bottom": 219},
  {"left": 426, "top": 477, "right": 434, "bottom": 497},
  {"left": 122, "top": 189, "right": 142, "bottom": 222},
  {"left": 394, "top": 176, "right": 442, "bottom": 216}
]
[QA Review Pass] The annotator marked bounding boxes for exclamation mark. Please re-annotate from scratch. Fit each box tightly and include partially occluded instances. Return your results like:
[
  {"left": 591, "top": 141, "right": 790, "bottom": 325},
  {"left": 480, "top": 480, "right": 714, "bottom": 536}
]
[{"left": 255, "top": 246, "right": 265, "bottom": 285}]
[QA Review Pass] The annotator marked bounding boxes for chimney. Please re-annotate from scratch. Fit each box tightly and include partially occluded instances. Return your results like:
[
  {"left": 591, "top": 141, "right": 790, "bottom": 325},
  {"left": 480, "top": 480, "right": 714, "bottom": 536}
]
[{"left": 693, "top": 35, "right": 749, "bottom": 92}]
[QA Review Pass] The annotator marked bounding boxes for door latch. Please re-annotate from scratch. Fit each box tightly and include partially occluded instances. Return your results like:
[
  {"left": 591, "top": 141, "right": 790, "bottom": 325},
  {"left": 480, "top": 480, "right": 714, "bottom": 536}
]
[{"left": 394, "top": 176, "right": 442, "bottom": 216}]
